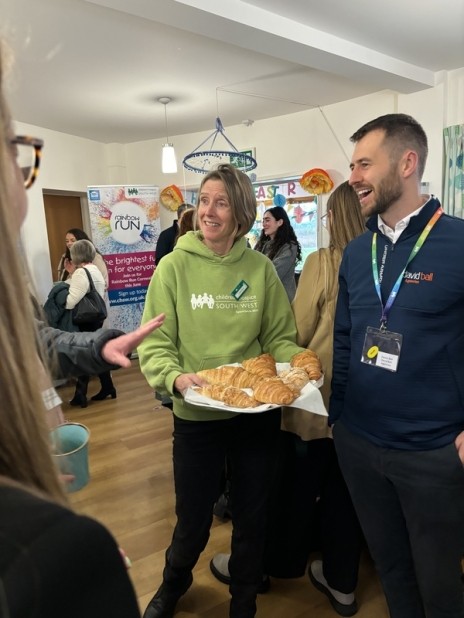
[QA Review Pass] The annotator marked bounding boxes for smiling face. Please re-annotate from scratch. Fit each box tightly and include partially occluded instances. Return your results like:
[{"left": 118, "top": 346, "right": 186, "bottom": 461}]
[
  {"left": 197, "top": 179, "right": 236, "bottom": 255},
  {"left": 349, "top": 129, "right": 403, "bottom": 219},
  {"left": 65, "top": 233, "right": 77, "bottom": 248},
  {"left": 262, "top": 210, "right": 283, "bottom": 239}
]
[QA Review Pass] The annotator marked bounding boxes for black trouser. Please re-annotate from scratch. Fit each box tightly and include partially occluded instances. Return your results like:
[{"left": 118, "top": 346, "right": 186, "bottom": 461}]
[
  {"left": 74, "top": 371, "right": 113, "bottom": 397},
  {"left": 264, "top": 433, "right": 362, "bottom": 593},
  {"left": 162, "top": 409, "right": 281, "bottom": 618},
  {"left": 334, "top": 420, "right": 464, "bottom": 618},
  {"left": 74, "top": 319, "right": 112, "bottom": 398}
]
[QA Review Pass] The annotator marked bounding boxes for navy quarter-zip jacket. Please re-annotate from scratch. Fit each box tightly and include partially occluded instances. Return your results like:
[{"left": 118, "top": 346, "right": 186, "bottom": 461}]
[{"left": 329, "top": 197, "right": 464, "bottom": 449}]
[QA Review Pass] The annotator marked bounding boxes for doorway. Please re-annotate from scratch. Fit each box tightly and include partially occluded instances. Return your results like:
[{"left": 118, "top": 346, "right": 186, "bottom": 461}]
[{"left": 43, "top": 193, "right": 88, "bottom": 282}]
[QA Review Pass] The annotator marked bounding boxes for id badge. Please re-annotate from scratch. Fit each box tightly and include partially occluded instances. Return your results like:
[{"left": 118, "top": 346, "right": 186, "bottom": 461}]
[
  {"left": 361, "top": 326, "right": 403, "bottom": 372},
  {"left": 231, "top": 280, "right": 249, "bottom": 300}
]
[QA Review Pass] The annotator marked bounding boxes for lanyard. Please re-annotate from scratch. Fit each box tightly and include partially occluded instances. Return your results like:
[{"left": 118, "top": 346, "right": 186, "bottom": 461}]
[{"left": 371, "top": 207, "right": 443, "bottom": 329}]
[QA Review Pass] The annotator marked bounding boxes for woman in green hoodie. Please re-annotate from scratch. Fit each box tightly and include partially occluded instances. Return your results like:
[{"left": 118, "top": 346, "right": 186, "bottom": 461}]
[{"left": 139, "top": 164, "right": 304, "bottom": 618}]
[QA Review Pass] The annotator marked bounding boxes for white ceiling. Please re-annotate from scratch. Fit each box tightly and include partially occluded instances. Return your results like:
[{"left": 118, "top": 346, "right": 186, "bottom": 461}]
[{"left": 2, "top": 0, "right": 463, "bottom": 144}]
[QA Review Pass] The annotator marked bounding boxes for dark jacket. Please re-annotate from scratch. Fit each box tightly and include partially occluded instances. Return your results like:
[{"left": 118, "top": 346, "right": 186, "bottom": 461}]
[
  {"left": 155, "top": 220, "right": 178, "bottom": 265},
  {"left": 41, "top": 282, "right": 123, "bottom": 378},
  {"left": 37, "top": 320, "right": 123, "bottom": 379},
  {"left": 43, "top": 282, "right": 77, "bottom": 333},
  {"left": 0, "top": 485, "right": 140, "bottom": 618},
  {"left": 329, "top": 197, "right": 464, "bottom": 450}
]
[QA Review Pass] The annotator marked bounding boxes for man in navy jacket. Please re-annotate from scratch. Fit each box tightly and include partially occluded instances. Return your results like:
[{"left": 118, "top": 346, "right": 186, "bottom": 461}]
[
  {"left": 330, "top": 113, "right": 464, "bottom": 618},
  {"left": 155, "top": 203, "right": 191, "bottom": 265}
]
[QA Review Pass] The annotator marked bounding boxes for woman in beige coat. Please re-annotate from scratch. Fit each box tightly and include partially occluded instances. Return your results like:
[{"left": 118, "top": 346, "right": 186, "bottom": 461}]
[
  {"left": 275, "top": 181, "right": 366, "bottom": 616},
  {"left": 286, "top": 181, "right": 366, "bottom": 434}
]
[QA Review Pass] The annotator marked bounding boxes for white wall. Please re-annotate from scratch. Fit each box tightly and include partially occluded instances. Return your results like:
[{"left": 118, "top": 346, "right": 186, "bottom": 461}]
[
  {"left": 123, "top": 89, "right": 397, "bottom": 231},
  {"left": 14, "top": 121, "right": 110, "bottom": 300},
  {"left": 445, "top": 68, "right": 464, "bottom": 128},
  {"left": 15, "top": 69, "right": 464, "bottom": 301}
]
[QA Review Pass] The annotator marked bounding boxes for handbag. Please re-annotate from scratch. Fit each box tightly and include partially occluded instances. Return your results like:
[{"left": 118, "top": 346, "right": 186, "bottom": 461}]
[{"left": 72, "top": 267, "right": 107, "bottom": 325}]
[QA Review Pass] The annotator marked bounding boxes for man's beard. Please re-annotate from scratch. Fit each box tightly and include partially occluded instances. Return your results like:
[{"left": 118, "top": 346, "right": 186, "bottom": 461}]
[{"left": 371, "top": 166, "right": 403, "bottom": 216}]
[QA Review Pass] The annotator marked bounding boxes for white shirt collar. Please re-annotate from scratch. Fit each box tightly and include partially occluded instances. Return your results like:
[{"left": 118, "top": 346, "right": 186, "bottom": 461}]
[{"left": 377, "top": 195, "right": 431, "bottom": 243}]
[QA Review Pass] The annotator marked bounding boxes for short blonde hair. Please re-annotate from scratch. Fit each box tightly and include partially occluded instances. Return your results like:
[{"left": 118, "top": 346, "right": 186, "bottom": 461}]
[{"left": 199, "top": 164, "right": 256, "bottom": 241}]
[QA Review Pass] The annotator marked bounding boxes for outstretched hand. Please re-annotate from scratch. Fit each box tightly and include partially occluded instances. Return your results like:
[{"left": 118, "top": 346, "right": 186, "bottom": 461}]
[{"left": 101, "top": 313, "right": 165, "bottom": 368}]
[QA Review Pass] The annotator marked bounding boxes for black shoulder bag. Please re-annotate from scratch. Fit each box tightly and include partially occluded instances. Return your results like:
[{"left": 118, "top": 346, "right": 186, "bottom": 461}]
[{"left": 72, "top": 267, "right": 108, "bottom": 325}]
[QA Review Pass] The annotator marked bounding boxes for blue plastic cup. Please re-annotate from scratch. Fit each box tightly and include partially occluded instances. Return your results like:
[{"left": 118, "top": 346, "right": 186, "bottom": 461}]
[{"left": 50, "top": 422, "right": 90, "bottom": 492}]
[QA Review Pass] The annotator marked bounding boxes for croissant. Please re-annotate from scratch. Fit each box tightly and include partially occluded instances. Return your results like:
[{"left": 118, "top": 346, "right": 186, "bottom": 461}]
[
  {"left": 223, "top": 387, "right": 259, "bottom": 409},
  {"left": 253, "top": 378, "right": 295, "bottom": 405},
  {"left": 232, "top": 370, "right": 263, "bottom": 389},
  {"left": 200, "top": 383, "right": 259, "bottom": 409},
  {"left": 290, "top": 350, "right": 323, "bottom": 381},
  {"left": 242, "top": 353, "right": 277, "bottom": 378},
  {"left": 279, "top": 367, "right": 310, "bottom": 396},
  {"left": 197, "top": 366, "right": 245, "bottom": 385}
]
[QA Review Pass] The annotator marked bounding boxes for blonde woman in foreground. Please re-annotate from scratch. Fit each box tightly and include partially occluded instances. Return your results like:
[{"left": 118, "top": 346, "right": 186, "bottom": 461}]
[{"left": 0, "top": 41, "right": 164, "bottom": 618}]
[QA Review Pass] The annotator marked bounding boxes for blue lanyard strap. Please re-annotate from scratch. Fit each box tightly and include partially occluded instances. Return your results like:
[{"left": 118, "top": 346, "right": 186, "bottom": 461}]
[{"left": 371, "top": 207, "right": 443, "bottom": 328}]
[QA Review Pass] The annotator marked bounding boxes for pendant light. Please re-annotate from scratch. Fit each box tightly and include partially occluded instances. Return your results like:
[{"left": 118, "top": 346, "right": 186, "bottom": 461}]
[{"left": 158, "top": 97, "right": 178, "bottom": 174}]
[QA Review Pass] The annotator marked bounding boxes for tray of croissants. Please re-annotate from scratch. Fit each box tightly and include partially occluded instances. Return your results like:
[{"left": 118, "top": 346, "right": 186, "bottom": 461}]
[{"left": 185, "top": 350, "right": 327, "bottom": 416}]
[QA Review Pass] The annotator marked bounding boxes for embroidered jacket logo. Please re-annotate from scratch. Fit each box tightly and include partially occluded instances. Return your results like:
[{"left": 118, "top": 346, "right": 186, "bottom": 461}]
[
  {"left": 191, "top": 293, "right": 215, "bottom": 309},
  {"left": 403, "top": 270, "right": 434, "bottom": 284},
  {"left": 189, "top": 292, "right": 259, "bottom": 313}
]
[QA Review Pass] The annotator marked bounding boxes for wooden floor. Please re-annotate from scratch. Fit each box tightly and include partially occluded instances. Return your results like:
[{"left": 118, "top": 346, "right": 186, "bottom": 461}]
[{"left": 61, "top": 362, "right": 389, "bottom": 618}]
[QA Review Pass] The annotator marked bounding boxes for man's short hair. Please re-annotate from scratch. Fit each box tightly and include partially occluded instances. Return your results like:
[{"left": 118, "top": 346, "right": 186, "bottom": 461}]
[
  {"left": 177, "top": 203, "right": 193, "bottom": 219},
  {"left": 350, "top": 113, "right": 428, "bottom": 179}
]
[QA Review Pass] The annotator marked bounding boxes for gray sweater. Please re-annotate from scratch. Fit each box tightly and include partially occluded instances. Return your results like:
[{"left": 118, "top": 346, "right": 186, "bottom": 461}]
[{"left": 257, "top": 241, "right": 298, "bottom": 302}]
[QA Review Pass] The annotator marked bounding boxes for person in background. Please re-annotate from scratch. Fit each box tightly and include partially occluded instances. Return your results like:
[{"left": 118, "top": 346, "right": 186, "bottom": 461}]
[
  {"left": 280, "top": 181, "right": 365, "bottom": 616},
  {"left": 139, "top": 163, "right": 305, "bottom": 618},
  {"left": 64, "top": 239, "right": 115, "bottom": 407},
  {"left": 331, "top": 113, "right": 464, "bottom": 618},
  {"left": 154, "top": 207, "right": 197, "bottom": 413},
  {"left": 254, "top": 206, "right": 302, "bottom": 301},
  {"left": 57, "top": 227, "right": 108, "bottom": 287},
  {"left": 0, "top": 39, "right": 163, "bottom": 618},
  {"left": 174, "top": 206, "right": 196, "bottom": 244},
  {"left": 210, "top": 182, "right": 366, "bottom": 617},
  {"left": 155, "top": 202, "right": 193, "bottom": 265}
]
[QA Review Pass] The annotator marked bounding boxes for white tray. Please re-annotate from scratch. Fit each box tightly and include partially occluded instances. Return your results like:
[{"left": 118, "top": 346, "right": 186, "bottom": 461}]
[{"left": 185, "top": 363, "right": 327, "bottom": 416}]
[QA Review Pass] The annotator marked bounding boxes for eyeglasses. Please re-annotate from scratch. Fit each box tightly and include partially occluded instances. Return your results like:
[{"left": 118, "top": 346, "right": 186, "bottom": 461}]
[
  {"left": 320, "top": 213, "right": 328, "bottom": 228},
  {"left": 10, "top": 135, "right": 44, "bottom": 189}
]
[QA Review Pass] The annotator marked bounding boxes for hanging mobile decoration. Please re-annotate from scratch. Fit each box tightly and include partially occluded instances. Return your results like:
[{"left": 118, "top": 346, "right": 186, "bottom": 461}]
[{"left": 182, "top": 117, "right": 257, "bottom": 174}]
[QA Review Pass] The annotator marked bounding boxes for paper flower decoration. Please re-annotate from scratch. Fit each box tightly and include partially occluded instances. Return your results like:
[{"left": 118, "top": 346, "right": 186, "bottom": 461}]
[
  {"left": 273, "top": 193, "right": 286, "bottom": 207},
  {"left": 160, "top": 185, "right": 184, "bottom": 211},
  {"left": 300, "top": 168, "right": 334, "bottom": 195}
]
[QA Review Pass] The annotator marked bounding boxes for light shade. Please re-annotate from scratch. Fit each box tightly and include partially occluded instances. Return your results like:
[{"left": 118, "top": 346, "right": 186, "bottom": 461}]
[{"left": 162, "top": 143, "right": 177, "bottom": 174}]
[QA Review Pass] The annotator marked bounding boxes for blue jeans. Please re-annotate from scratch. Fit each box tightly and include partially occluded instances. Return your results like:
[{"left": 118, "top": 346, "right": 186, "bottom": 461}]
[
  {"left": 334, "top": 421, "right": 464, "bottom": 618},
  {"left": 162, "top": 409, "right": 281, "bottom": 618}
]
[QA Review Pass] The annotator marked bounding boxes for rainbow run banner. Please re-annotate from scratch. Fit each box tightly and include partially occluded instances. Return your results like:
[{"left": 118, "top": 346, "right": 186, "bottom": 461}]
[{"left": 87, "top": 185, "right": 160, "bottom": 332}]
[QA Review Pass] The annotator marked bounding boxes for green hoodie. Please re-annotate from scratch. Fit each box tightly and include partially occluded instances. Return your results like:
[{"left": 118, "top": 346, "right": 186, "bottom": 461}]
[{"left": 139, "top": 231, "right": 303, "bottom": 421}]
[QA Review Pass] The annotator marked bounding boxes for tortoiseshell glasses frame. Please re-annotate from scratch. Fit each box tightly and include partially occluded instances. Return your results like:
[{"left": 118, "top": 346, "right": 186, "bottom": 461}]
[{"left": 10, "top": 135, "right": 44, "bottom": 189}]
